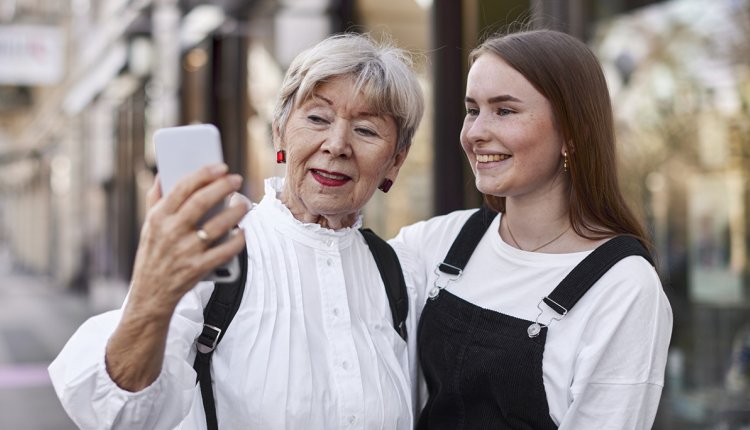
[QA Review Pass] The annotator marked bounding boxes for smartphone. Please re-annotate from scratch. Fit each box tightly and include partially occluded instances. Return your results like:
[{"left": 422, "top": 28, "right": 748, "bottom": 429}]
[{"left": 153, "top": 124, "right": 241, "bottom": 283}]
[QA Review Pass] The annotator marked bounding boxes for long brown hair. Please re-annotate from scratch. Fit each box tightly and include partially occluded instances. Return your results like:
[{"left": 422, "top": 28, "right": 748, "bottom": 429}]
[{"left": 469, "top": 30, "right": 651, "bottom": 249}]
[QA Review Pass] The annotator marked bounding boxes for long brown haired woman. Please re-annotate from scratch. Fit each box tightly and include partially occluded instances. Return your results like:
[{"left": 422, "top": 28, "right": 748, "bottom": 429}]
[{"left": 391, "top": 29, "right": 672, "bottom": 429}]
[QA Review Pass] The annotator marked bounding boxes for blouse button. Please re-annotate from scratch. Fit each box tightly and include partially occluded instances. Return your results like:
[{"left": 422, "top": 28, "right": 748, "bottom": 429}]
[
  {"left": 326, "top": 258, "right": 333, "bottom": 266},
  {"left": 342, "top": 360, "right": 351, "bottom": 370},
  {"left": 332, "top": 308, "right": 340, "bottom": 317},
  {"left": 326, "top": 239, "right": 334, "bottom": 247},
  {"left": 348, "top": 415, "right": 358, "bottom": 425}
]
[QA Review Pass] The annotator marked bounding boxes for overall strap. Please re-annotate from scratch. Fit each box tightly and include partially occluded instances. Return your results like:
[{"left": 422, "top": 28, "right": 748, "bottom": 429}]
[
  {"left": 439, "top": 207, "right": 497, "bottom": 275},
  {"left": 543, "top": 235, "right": 653, "bottom": 315},
  {"left": 360, "top": 228, "right": 409, "bottom": 341},
  {"left": 194, "top": 245, "right": 248, "bottom": 430}
]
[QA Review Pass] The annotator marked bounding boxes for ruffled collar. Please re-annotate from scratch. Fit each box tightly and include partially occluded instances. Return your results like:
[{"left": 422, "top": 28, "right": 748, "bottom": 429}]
[{"left": 254, "top": 177, "right": 363, "bottom": 248}]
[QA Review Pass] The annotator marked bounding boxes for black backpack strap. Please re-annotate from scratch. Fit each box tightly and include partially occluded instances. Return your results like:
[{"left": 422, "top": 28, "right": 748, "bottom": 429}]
[
  {"left": 193, "top": 245, "right": 248, "bottom": 430},
  {"left": 543, "top": 235, "right": 653, "bottom": 315},
  {"left": 360, "top": 228, "right": 409, "bottom": 341},
  {"left": 193, "top": 227, "right": 409, "bottom": 428}
]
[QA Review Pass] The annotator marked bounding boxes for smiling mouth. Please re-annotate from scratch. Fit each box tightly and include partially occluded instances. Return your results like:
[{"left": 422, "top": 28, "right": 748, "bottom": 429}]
[
  {"left": 476, "top": 154, "right": 511, "bottom": 163},
  {"left": 311, "top": 169, "right": 351, "bottom": 186}
]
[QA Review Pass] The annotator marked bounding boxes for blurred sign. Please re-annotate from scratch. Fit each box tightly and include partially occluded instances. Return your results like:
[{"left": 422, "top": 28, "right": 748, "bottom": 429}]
[
  {"left": 62, "top": 42, "right": 127, "bottom": 115},
  {"left": 0, "top": 25, "right": 64, "bottom": 85}
]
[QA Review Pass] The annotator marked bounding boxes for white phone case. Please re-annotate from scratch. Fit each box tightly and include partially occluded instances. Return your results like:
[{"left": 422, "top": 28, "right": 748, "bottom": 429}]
[{"left": 153, "top": 124, "right": 241, "bottom": 283}]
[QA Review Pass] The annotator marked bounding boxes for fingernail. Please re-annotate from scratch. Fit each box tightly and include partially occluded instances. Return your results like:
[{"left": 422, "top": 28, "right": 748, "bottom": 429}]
[
  {"left": 210, "top": 163, "right": 229, "bottom": 175},
  {"left": 235, "top": 197, "right": 251, "bottom": 211}
]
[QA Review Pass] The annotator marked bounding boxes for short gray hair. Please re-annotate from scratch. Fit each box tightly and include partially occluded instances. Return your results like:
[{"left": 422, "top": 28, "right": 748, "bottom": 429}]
[{"left": 272, "top": 33, "right": 424, "bottom": 153}]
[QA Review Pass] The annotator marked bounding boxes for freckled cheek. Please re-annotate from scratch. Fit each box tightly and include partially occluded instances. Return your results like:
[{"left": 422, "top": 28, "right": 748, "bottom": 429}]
[
  {"left": 458, "top": 132, "right": 472, "bottom": 157},
  {"left": 458, "top": 122, "right": 469, "bottom": 141}
]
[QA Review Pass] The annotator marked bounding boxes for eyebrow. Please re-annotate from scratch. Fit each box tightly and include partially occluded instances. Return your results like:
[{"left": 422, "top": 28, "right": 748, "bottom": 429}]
[
  {"left": 313, "top": 93, "right": 334, "bottom": 105},
  {"left": 465, "top": 95, "right": 522, "bottom": 104},
  {"left": 312, "top": 92, "right": 379, "bottom": 117}
]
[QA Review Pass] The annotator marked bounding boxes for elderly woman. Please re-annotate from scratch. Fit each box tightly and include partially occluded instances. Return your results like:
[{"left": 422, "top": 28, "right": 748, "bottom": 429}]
[{"left": 49, "top": 33, "right": 424, "bottom": 430}]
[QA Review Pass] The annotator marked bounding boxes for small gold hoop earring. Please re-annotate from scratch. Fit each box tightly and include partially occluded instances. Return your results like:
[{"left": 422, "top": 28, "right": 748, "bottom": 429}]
[{"left": 563, "top": 152, "right": 569, "bottom": 173}]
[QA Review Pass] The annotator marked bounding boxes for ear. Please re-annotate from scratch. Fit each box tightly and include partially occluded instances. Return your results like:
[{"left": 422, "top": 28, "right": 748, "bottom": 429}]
[
  {"left": 562, "top": 140, "right": 573, "bottom": 156},
  {"left": 384, "top": 146, "right": 410, "bottom": 184},
  {"left": 273, "top": 124, "right": 284, "bottom": 151}
]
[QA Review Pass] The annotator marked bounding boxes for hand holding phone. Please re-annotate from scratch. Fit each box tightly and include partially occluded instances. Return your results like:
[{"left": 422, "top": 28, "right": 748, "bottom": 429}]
[{"left": 154, "top": 124, "right": 241, "bottom": 283}]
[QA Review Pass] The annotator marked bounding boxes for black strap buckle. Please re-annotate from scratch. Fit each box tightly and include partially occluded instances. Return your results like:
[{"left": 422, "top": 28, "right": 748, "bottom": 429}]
[{"left": 196, "top": 324, "right": 222, "bottom": 354}]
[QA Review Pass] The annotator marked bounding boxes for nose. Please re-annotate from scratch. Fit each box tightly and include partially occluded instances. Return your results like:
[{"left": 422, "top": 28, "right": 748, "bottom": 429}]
[
  {"left": 464, "top": 112, "right": 489, "bottom": 143},
  {"left": 320, "top": 122, "right": 352, "bottom": 158}
]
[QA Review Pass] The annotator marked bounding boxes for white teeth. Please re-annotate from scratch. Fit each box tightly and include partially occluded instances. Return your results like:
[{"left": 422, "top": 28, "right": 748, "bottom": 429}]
[
  {"left": 476, "top": 154, "right": 510, "bottom": 163},
  {"left": 315, "top": 170, "right": 348, "bottom": 180}
]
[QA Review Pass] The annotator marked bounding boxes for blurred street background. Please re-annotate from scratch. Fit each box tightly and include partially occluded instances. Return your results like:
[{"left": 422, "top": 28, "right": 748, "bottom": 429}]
[
  {"left": 2, "top": 0, "right": 750, "bottom": 428},
  {"left": 0, "top": 245, "right": 85, "bottom": 430}
]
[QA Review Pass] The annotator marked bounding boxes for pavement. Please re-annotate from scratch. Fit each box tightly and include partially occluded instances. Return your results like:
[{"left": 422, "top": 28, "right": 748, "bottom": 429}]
[{"left": 0, "top": 248, "right": 126, "bottom": 430}]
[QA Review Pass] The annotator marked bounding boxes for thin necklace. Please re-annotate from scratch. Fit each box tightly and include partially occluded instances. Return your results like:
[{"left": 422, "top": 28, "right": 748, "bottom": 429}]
[{"left": 505, "top": 216, "right": 571, "bottom": 252}]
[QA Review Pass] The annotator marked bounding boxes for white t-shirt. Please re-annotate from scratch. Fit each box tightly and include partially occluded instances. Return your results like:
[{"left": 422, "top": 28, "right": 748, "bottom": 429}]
[
  {"left": 389, "top": 209, "right": 673, "bottom": 430},
  {"left": 48, "top": 177, "right": 419, "bottom": 430}
]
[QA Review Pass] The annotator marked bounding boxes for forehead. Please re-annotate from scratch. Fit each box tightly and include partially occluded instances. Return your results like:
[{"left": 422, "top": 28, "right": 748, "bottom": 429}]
[
  {"left": 308, "top": 77, "right": 361, "bottom": 104},
  {"left": 292, "top": 76, "right": 398, "bottom": 135},
  {"left": 466, "top": 54, "right": 546, "bottom": 102},
  {"left": 300, "top": 75, "right": 389, "bottom": 115}
]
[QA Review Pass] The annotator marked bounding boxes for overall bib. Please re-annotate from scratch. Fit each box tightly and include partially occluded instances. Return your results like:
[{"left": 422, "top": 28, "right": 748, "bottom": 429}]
[{"left": 416, "top": 208, "right": 652, "bottom": 430}]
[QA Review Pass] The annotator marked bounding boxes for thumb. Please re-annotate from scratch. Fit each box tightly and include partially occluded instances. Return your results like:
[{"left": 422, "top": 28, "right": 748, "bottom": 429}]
[{"left": 146, "top": 174, "right": 163, "bottom": 209}]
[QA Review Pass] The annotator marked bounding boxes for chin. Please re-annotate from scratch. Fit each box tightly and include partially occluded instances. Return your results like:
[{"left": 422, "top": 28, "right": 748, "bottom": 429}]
[{"left": 475, "top": 179, "right": 500, "bottom": 196}]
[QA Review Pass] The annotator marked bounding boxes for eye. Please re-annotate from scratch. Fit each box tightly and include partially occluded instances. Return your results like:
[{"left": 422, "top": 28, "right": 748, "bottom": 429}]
[
  {"left": 465, "top": 107, "right": 479, "bottom": 116},
  {"left": 355, "top": 127, "right": 378, "bottom": 138},
  {"left": 496, "top": 108, "right": 514, "bottom": 116},
  {"left": 307, "top": 115, "right": 328, "bottom": 125}
]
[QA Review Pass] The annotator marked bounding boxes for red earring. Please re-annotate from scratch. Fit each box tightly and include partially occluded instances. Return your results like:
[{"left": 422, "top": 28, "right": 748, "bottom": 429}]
[
  {"left": 276, "top": 150, "right": 286, "bottom": 164},
  {"left": 378, "top": 178, "right": 393, "bottom": 193}
]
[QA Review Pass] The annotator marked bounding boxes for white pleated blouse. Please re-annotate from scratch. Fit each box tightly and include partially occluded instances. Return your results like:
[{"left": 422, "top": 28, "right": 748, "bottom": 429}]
[{"left": 49, "top": 177, "right": 418, "bottom": 430}]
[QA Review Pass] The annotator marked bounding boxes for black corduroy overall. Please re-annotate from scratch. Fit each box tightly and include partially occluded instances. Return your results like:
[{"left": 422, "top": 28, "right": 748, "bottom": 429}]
[{"left": 416, "top": 208, "right": 653, "bottom": 430}]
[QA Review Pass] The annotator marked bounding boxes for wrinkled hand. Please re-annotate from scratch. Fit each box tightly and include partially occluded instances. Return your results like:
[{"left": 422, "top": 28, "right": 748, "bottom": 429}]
[{"left": 128, "top": 163, "right": 249, "bottom": 315}]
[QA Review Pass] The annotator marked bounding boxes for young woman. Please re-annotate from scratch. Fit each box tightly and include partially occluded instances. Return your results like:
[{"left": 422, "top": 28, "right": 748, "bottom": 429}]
[{"left": 391, "top": 29, "right": 672, "bottom": 429}]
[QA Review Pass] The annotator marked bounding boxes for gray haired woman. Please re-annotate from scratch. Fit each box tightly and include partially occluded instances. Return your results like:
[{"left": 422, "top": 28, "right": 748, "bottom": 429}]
[{"left": 49, "top": 33, "right": 424, "bottom": 430}]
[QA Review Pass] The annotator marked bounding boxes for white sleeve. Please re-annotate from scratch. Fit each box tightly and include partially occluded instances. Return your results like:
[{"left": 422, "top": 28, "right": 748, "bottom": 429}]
[
  {"left": 389, "top": 210, "right": 492, "bottom": 421},
  {"left": 48, "top": 282, "right": 215, "bottom": 430},
  {"left": 389, "top": 221, "right": 431, "bottom": 419},
  {"left": 389, "top": 212, "right": 474, "bottom": 307},
  {"left": 557, "top": 260, "right": 673, "bottom": 430}
]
